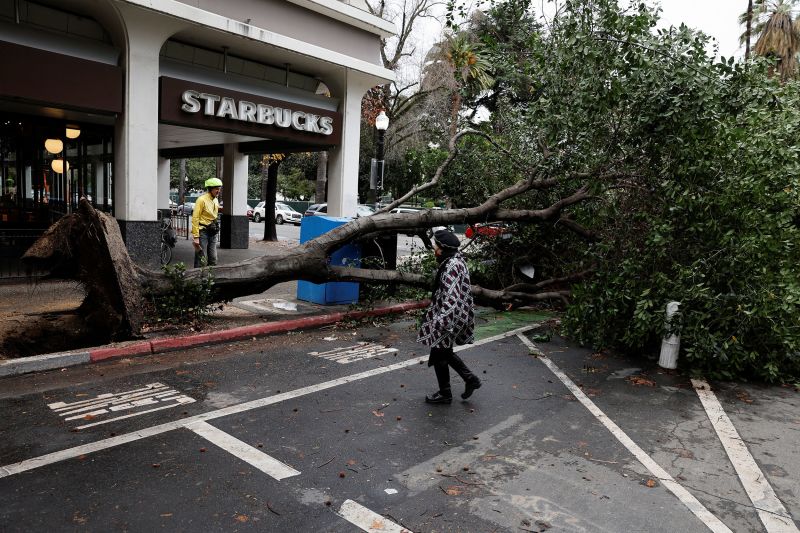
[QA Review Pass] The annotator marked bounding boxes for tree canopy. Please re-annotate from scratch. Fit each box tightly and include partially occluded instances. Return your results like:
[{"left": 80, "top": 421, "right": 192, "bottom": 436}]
[{"left": 419, "top": 0, "right": 800, "bottom": 381}]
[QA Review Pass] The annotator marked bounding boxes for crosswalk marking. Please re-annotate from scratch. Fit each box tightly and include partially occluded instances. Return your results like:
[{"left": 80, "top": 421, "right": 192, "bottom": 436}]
[
  {"left": 310, "top": 343, "right": 398, "bottom": 364},
  {"left": 48, "top": 382, "right": 195, "bottom": 429},
  {"left": 186, "top": 421, "right": 300, "bottom": 480}
]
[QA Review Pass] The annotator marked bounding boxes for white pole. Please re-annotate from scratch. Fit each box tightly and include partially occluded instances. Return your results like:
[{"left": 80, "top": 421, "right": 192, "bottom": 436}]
[{"left": 658, "top": 301, "right": 681, "bottom": 369}]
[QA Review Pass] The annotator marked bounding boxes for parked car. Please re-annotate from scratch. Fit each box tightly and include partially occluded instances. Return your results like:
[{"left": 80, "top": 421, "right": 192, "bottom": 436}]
[
  {"left": 252, "top": 201, "right": 303, "bottom": 225},
  {"left": 304, "top": 203, "right": 328, "bottom": 217},
  {"left": 390, "top": 207, "right": 421, "bottom": 215},
  {"left": 177, "top": 201, "right": 194, "bottom": 216},
  {"left": 465, "top": 222, "right": 513, "bottom": 239},
  {"left": 356, "top": 204, "right": 376, "bottom": 217}
]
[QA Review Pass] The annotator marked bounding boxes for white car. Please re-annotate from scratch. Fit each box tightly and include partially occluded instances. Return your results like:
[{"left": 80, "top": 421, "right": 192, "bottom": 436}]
[{"left": 253, "top": 201, "right": 303, "bottom": 225}]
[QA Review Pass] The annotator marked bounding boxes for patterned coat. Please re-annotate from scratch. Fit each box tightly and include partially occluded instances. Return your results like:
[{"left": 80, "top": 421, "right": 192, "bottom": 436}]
[{"left": 417, "top": 252, "right": 475, "bottom": 349}]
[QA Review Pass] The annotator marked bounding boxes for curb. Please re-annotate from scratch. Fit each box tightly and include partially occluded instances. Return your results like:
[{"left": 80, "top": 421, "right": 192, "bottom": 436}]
[{"left": 0, "top": 301, "right": 429, "bottom": 378}]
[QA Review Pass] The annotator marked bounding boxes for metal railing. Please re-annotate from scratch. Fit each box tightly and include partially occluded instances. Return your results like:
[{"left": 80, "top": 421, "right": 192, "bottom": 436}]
[{"left": 0, "top": 229, "right": 50, "bottom": 280}]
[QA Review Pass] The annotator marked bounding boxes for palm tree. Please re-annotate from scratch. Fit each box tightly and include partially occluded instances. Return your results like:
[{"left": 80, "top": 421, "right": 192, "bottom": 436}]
[
  {"left": 423, "top": 31, "right": 493, "bottom": 136},
  {"left": 740, "top": 0, "right": 800, "bottom": 79}
]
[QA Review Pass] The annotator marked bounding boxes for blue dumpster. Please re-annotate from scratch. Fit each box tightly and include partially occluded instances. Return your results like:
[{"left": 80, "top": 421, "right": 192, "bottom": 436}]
[{"left": 297, "top": 215, "right": 360, "bottom": 305}]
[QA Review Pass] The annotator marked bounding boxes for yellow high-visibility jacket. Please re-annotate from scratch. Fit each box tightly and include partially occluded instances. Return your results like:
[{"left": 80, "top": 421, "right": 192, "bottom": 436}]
[{"left": 191, "top": 192, "right": 219, "bottom": 238}]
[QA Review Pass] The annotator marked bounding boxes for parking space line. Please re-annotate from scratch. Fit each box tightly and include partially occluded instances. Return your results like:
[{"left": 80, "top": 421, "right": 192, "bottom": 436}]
[
  {"left": 518, "top": 334, "right": 733, "bottom": 533},
  {"left": 692, "top": 379, "right": 799, "bottom": 532},
  {"left": 0, "top": 324, "right": 541, "bottom": 479},
  {"left": 337, "top": 499, "right": 411, "bottom": 532},
  {"left": 186, "top": 421, "right": 300, "bottom": 480}
]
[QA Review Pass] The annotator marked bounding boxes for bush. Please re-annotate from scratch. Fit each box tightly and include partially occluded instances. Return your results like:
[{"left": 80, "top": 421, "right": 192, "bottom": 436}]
[{"left": 150, "top": 262, "right": 216, "bottom": 325}]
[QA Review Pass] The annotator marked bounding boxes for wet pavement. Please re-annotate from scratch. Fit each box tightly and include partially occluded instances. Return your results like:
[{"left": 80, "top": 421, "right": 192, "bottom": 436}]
[{"left": 0, "top": 314, "right": 797, "bottom": 532}]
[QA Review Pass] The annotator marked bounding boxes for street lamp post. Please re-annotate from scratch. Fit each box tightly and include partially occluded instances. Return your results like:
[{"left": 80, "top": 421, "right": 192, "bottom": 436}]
[{"left": 372, "top": 111, "right": 389, "bottom": 210}]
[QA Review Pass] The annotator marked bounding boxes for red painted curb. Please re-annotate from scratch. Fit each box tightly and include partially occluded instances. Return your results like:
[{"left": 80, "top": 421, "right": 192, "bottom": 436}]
[
  {"left": 90, "top": 342, "right": 153, "bottom": 362},
  {"left": 127, "top": 301, "right": 429, "bottom": 358}
]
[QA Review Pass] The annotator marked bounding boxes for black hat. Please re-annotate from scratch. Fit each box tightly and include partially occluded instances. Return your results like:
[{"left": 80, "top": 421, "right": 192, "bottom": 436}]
[{"left": 433, "top": 229, "right": 460, "bottom": 250}]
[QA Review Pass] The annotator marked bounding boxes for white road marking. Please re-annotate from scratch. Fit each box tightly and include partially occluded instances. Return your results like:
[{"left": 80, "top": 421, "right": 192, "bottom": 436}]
[
  {"left": 310, "top": 343, "right": 399, "bottom": 364},
  {"left": 75, "top": 397, "right": 196, "bottom": 429},
  {"left": 692, "top": 379, "right": 799, "bottom": 532},
  {"left": 337, "top": 499, "right": 411, "bottom": 532},
  {"left": 48, "top": 383, "right": 167, "bottom": 411},
  {"left": 48, "top": 382, "right": 195, "bottom": 428},
  {"left": 0, "top": 324, "right": 540, "bottom": 479},
  {"left": 518, "top": 334, "right": 733, "bottom": 533},
  {"left": 186, "top": 421, "right": 300, "bottom": 480}
]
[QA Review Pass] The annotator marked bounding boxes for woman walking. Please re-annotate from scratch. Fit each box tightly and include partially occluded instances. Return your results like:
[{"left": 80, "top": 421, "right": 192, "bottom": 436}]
[{"left": 418, "top": 229, "right": 481, "bottom": 404}]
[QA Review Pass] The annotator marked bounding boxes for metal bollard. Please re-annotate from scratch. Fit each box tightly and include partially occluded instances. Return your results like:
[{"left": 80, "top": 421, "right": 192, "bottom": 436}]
[{"left": 658, "top": 301, "right": 681, "bottom": 369}]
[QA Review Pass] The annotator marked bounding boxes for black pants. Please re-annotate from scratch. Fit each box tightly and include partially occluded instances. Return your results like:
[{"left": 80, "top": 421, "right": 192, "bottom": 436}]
[{"left": 429, "top": 346, "right": 478, "bottom": 397}]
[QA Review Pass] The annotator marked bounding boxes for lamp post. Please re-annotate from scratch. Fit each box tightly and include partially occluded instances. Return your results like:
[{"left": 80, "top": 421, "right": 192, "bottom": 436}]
[{"left": 372, "top": 110, "right": 389, "bottom": 210}]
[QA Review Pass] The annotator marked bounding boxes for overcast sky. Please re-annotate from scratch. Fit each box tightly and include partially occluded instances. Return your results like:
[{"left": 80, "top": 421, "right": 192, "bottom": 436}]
[{"left": 655, "top": 0, "right": 743, "bottom": 59}]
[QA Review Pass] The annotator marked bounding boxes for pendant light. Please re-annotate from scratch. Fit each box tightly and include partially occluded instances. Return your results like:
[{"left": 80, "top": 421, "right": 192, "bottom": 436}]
[{"left": 44, "top": 138, "right": 63, "bottom": 154}]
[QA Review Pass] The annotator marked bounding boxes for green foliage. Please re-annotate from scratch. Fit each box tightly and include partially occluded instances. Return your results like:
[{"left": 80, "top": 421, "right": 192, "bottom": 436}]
[
  {"left": 170, "top": 158, "right": 218, "bottom": 191},
  {"left": 428, "top": 0, "right": 800, "bottom": 381},
  {"left": 151, "top": 262, "right": 216, "bottom": 325},
  {"left": 278, "top": 167, "right": 315, "bottom": 201}
]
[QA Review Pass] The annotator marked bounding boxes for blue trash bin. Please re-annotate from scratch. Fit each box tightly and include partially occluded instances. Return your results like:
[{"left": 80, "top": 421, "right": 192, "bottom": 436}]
[{"left": 297, "top": 215, "right": 360, "bottom": 305}]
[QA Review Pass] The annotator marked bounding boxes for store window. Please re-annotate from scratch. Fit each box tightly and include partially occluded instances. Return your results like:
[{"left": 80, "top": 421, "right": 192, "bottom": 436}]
[{"left": 0, "top": 114, "right": 113, "bottom": 229}]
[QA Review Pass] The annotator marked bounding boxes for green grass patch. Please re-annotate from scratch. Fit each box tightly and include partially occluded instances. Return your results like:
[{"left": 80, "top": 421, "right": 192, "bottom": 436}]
[{"left": 473, "top": 309, "right": 554, "bottom": 340}]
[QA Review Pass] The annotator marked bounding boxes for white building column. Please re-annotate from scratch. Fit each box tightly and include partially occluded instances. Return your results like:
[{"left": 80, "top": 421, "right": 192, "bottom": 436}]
[
  {"left": 326, "top": 69, "right": 376, "bottom": 218},
  {"left": 113, "top": 4, "right": 187, "bottom": 264},
  {"left": 220, "top": 143, "right": 249, "bottom": 249}
]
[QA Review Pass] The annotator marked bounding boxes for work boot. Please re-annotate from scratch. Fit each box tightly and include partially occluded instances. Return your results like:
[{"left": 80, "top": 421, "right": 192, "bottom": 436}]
[{"left": 425, "top": 391, "right": 453, "bottom": 404}]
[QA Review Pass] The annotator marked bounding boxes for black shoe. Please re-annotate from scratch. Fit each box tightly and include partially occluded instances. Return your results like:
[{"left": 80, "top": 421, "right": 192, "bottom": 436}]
[
  {"left": 461, "top": 378, "right": 482, "bottom": 399},
  {"left": 425, "top": 391, "right": 453, "bottom": 404}
]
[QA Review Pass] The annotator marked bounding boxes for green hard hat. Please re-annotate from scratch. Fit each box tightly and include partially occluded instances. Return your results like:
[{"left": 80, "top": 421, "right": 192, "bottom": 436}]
[{"left": 205, "top": 177, "right": 223, "bottom": 188}]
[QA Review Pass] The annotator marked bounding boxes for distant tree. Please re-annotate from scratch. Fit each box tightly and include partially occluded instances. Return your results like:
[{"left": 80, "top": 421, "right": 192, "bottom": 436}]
[{"left": 740, "top": 0, "right": 800, "bottom": 79}]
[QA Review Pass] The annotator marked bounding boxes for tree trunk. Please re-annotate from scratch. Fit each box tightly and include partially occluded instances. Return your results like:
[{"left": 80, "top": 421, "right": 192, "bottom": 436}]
[
  {"left": 745, "top": 0, "right": 754, "bottom": 61},
  {"left": 18, "top": 130, "right": 600, "bottom": 351},
  {"left": 315, "top": 151, "right": 328, "bottom": 202},
  {"left": 178, "top": 158, "right": 186, "bottom": 204},
  {"left": 262, "top": 159, "right": 280, "bottom": 241}
]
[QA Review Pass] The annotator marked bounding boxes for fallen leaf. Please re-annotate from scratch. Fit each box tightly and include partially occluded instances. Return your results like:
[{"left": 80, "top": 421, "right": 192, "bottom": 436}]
[
  {"left": 371, "top": 520, "right": 385, "bottom": 529},
  {"left": 626, "top": 376, "right": 656, "bottom": 387},
  {"left": 347, "top": 459, "right": 357, "bottom": 465},
  {"left": 645, "top": 479, "right": 657, "bottom": 488},
  {"left": 445, "top": 486, "right": 463, "bottom": 496},
  {"left": 83, "top": 414, "right": 96, "bottom": 421},
  {"left": 160, "top": 513, "right": 173, "bottom": 518},
  {"left": 234, "top": 514, "right": 248, "bottom": 523},
  {"left": 371, "top": 410, "right": 385, "bottom": 417}
]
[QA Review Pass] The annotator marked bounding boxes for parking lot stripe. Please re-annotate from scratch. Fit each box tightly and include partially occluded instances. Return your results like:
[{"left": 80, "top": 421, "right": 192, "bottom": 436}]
[
  {"left": 518, "top": 334, "right": 733, "bottom": 533},
  {"left": 186, "top": 421, "right": 300, "bottom": 480},
  {"left": 0, "top": 324, "right": 541, "bottom": 479},
  {"left": 692, "top": 379, "right": 799, "bottom": 532},
  {"left": 338, "top": 499, "right": 411, "bottom": 532}
]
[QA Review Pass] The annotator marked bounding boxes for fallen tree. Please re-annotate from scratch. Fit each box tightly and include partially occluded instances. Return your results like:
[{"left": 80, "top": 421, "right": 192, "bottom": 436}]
[{"left": 17, "top": 127, "right": 601, "bottom": 347}]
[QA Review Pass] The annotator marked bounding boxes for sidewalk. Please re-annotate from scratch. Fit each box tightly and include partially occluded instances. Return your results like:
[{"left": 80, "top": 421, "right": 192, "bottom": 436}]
[{"left": 0, "top": 237, "right": 428, "bottom": 377}]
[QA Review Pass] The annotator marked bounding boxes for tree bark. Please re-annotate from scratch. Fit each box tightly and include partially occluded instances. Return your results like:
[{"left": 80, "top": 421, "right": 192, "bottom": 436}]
[
  {"left": 22, "top": 130, "right": 605, "bottom": 343},
  {"left": 263, "top": 159, "right": 280, "bottom": 241},
  {"left": 745, "top": 0, "right": 754, "bottom": 61},
  {"left": 178, "top": 159, "right": 186, "bottom": 204},
  {"left": 315, "top": 151, "right": 327, "bottom": 202}
]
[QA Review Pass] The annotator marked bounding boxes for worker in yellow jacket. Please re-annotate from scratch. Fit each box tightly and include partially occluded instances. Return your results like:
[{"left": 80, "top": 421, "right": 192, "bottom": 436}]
[{"left": 192, "top": 177, "right": 222, "bottom": 267}]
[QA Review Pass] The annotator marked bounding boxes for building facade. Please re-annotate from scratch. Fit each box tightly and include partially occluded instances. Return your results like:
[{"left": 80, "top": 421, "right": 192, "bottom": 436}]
[{"left": 0, "top": 0, "right": 393, "bottom": 264}]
